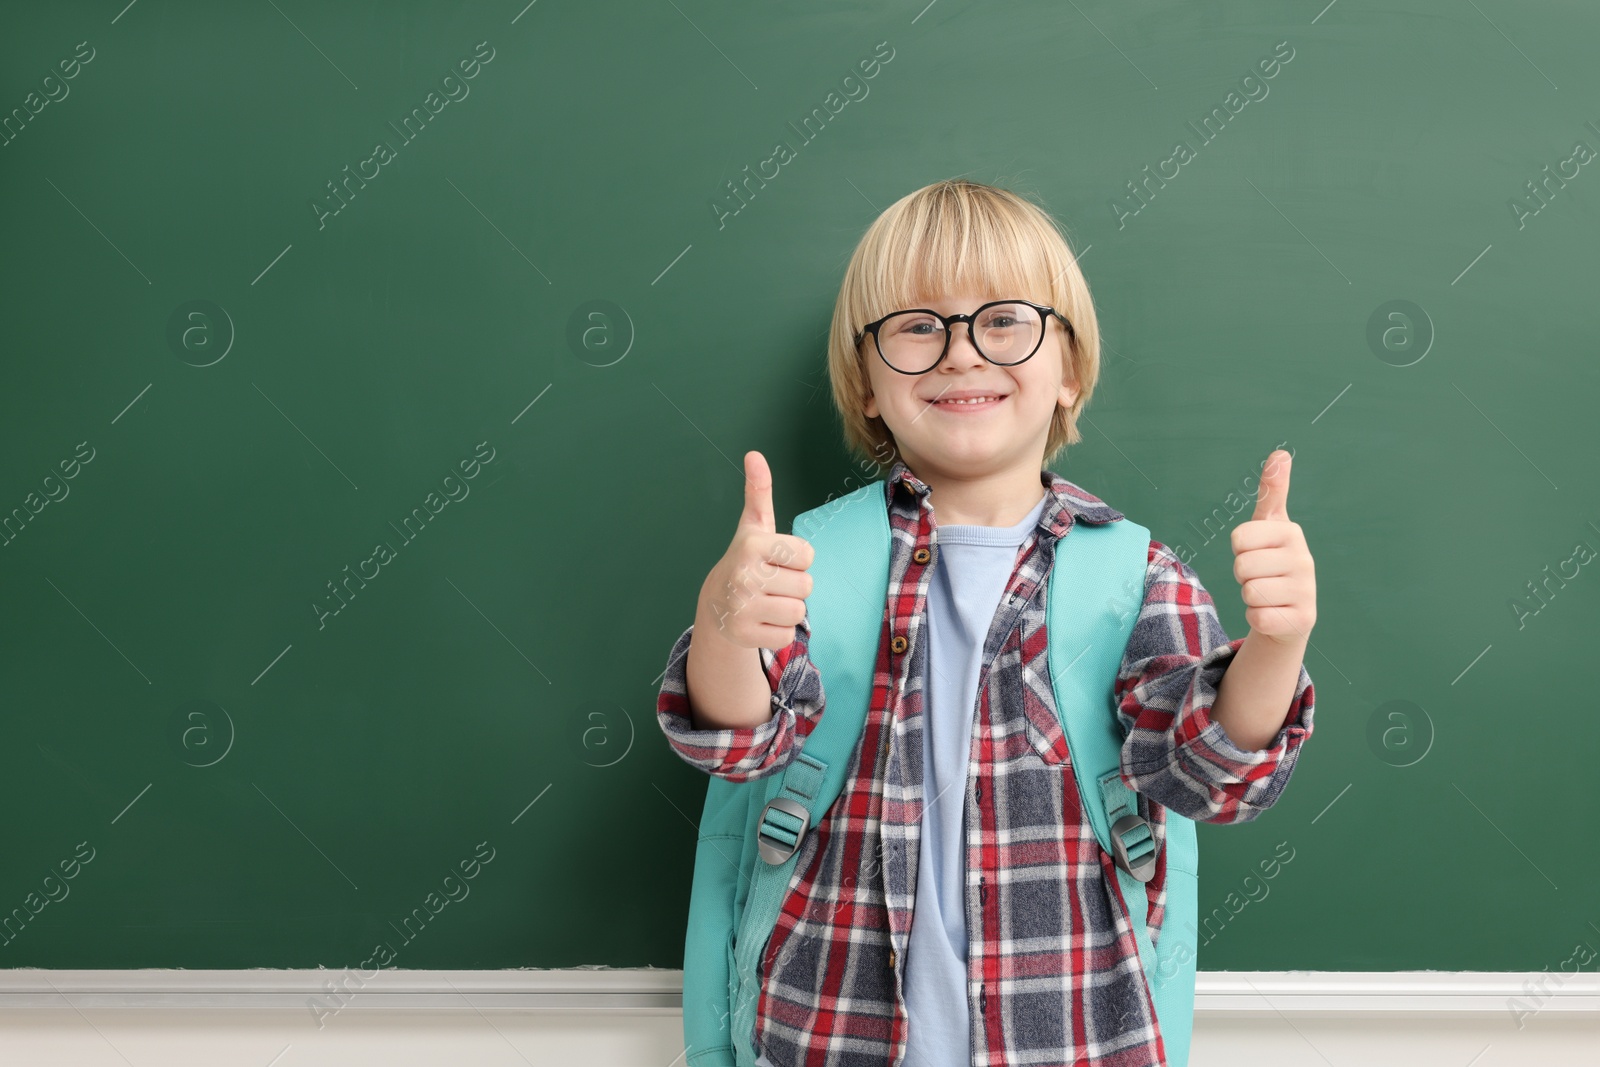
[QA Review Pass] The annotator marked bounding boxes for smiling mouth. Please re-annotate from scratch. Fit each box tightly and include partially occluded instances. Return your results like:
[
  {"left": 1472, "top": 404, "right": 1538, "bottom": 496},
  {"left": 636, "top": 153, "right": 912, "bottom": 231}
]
[{"left": 926, "top": 395, "right": 1007, "bottom": 408}]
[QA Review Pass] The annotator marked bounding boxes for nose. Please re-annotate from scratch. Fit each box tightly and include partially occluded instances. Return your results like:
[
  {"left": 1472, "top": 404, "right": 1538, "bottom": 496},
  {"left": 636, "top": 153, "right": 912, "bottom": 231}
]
[{"left": 941, "top": 321, "right": 985, "bottom": 368}]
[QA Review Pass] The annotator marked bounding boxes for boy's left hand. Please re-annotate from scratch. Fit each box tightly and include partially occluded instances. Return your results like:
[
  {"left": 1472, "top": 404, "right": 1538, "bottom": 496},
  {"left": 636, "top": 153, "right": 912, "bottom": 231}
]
[{"left": 1231, "top": 450, "right": 1316, "bottom": 647}]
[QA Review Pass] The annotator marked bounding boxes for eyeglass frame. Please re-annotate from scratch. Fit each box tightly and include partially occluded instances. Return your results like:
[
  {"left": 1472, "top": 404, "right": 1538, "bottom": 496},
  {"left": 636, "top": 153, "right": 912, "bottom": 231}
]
[{"left": 853, "top": 298, "right": 1076, "bottom": 376}]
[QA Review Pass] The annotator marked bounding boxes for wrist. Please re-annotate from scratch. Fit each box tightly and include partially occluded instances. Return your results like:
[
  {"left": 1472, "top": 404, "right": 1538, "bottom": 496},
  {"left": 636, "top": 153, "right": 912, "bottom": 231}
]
[
  {"left": 1245, "top": 627, "right": 1309, "bottom": 655},
  {"left": 693, "top": 593, "right": 741, "bottom": 650}
]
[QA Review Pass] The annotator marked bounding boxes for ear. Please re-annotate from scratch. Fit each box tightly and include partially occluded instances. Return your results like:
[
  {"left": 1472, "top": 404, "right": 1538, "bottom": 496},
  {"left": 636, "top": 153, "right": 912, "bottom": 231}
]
[
  {"left": 859, "top": 342, "right": 881, "bottom": 419},
  {"left": 1057, "top": 372, "right": 1078, "bottom": 411},
  {"left": 1056, "top": 335, "right": 1079, "bottom": 410}
]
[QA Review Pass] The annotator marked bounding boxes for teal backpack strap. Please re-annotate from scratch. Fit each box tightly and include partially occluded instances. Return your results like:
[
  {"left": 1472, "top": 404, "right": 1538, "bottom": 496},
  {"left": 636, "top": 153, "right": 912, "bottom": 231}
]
[
  {"left": 1047, "top": 515, "right": 1198, "bottom": 1067},
  {"left": 723, "top": 481, "right": 892, "bottom": 1066}
]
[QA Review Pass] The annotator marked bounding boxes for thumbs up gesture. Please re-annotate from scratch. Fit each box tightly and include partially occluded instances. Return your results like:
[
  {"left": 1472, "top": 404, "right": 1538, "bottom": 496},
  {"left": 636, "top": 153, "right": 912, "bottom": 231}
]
[
  {"left": 697, "top": 451, "right": 816, "bottom": 650},
  {"left": 1230, "top": 450, "right": 1317, "bottom": 646}
]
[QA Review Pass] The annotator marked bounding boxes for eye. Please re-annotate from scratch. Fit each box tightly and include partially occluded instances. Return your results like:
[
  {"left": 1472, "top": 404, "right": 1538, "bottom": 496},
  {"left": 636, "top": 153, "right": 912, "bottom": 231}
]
[
  {"left": 978, "top": 304, "right": 1036, "bottom": 331},
  {"left": 884, "top": 313, "right": 941, "bottom": 337}
]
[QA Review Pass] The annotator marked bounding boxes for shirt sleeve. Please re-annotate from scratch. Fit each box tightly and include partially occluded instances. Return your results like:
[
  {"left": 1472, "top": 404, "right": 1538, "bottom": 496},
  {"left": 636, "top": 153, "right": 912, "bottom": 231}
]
[
  {"left": 654, "top": 612, "right": 827, "bottom": 781},
  {"left": 1116, "top": 539, "right": 1315, "bottom": 824}
]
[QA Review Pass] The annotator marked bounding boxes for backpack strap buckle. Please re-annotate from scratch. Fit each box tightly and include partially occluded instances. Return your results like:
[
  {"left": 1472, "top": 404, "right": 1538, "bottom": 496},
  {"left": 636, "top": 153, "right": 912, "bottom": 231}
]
[
  {"left": 757, "top": 797, "right": 810, "bottom": 865},
  {"left": 1110, "top": 812, "right": 1157, "bottom": 883}
]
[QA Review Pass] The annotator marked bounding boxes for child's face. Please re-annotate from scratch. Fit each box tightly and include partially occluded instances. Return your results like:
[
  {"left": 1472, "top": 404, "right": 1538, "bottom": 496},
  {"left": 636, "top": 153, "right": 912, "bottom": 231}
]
[{"left": 860, "top": 290, "right": 1078, "bottom": 480}]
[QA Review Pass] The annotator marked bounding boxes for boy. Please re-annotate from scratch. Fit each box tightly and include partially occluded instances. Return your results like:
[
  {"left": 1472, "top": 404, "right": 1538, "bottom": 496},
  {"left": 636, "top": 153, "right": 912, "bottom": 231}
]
[{"left": 657, "top": 179, "right": 1316, "bottom": 1067}]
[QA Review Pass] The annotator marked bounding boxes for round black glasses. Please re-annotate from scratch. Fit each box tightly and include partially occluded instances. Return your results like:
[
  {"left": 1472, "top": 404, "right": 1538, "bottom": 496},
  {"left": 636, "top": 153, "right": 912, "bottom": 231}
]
[{"left": 853, "top": 298, "right": 1075, "bottom": 375}]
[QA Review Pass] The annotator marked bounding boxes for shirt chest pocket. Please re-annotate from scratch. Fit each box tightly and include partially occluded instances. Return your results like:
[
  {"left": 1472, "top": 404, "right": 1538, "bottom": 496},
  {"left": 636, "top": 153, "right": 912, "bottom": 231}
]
[{"left": 1017, "top": 689, "right": 1073, "bottom": 766}]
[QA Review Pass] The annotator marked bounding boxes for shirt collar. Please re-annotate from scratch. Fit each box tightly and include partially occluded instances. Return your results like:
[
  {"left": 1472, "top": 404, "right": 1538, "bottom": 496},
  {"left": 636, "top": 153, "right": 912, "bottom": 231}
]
[{"left": 883, "top": 458, "right": 1124, "bottom": 539}]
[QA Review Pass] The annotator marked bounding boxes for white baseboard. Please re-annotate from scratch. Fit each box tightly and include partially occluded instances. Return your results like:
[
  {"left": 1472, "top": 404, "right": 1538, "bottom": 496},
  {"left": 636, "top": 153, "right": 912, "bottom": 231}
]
[
  {"left": 0, "top": 971, "right": 1594, "bottom": 1067},
  {"left": 0, "top": 968, "right": 1594, "bottom": 1013},
  {"left": 1198, "top": 971, "right": 1600, "bottom": 1013}
]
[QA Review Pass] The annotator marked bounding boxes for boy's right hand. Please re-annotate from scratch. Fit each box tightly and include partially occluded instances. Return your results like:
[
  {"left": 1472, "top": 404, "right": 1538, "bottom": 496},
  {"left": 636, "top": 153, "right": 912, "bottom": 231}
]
[{"left": 697, "top": 451, "right": 815, "bottom": 651}]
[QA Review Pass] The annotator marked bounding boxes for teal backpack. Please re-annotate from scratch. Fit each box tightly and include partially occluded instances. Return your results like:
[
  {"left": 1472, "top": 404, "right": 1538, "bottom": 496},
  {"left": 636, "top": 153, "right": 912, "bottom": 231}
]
[{"left": 680, "top": 478, "right": 1199, "bottom": 1067}]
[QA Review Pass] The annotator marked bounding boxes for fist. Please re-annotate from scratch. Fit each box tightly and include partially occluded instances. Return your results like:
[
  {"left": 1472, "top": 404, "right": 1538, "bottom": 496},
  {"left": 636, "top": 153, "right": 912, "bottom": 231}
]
[
  {"left": 1230, "top": 450, "right": 1316, "bottom": 645},
  {"left": 698, "top": 451, "right": 815, "bottom": 650}
]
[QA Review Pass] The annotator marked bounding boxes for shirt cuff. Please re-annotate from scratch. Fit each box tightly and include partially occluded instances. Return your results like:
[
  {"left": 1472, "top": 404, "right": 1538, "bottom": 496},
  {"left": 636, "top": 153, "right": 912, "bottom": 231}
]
[
  {"left": 654, "top": 623, "right": 795, "bottom": 781},
  {"left": 1172, "top": 637, "right": 1315, "bottom": 785}
]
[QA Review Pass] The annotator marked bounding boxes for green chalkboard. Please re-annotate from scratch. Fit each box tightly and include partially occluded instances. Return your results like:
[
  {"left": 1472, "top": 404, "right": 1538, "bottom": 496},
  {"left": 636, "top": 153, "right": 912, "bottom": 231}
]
[{"left": 1, "top": 0, "right": 1595, "bottom": 974}]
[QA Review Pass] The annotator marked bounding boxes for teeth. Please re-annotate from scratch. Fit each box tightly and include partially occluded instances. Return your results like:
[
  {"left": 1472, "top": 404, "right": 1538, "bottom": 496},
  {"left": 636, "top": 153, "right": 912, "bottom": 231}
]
[{"left": 934, "top": 396, "right": 1001, "bottom": 405}]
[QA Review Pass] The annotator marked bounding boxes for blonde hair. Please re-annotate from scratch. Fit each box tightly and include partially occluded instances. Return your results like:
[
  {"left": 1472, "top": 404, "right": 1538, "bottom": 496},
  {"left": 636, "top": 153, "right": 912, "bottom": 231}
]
[{"left": 826, "top": 179, "right": 1101, "bottom": 472}]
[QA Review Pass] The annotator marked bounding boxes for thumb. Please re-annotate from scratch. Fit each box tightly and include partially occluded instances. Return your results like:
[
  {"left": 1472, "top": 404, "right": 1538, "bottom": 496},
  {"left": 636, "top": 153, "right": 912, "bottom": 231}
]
[
  {"left": 1251, "top": 449, "right": 1292, "bottom": 522},
  {"left": 738, "top": 451, "right": 777, "bottom": 534}
]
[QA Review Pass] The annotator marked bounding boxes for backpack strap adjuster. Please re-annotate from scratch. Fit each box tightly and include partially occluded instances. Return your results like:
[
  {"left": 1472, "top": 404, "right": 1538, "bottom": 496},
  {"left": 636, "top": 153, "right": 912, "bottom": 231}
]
[
  {"left": 757, "top": 797, "right": 810, "bottom": 865},
  {"left": 1110, "top": 812, "right": 1157, "bottom": 883}
]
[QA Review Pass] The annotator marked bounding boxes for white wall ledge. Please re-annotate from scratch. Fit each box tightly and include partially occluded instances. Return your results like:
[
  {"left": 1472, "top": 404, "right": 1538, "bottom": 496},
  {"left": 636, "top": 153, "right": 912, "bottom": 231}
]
[{"left": 0, "top": 969, "right": 1593, "bottom": 1014}]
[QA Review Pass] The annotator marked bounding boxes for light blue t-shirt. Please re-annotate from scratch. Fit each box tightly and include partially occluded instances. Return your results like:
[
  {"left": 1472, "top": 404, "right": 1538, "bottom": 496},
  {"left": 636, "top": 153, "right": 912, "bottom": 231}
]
[
  {"left": 755, "top": 489, "right": 1049, "bottom": 1067},
  {"left": 902, "top": 490, "right": 1049, "bottom": 1067}
]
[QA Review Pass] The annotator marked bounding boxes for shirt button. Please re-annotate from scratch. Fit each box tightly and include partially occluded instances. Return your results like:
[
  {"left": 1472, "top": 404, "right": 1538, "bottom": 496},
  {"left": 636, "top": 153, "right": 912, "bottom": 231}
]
[
  {"left": 888, "top": 948, "right": 897, "bottom": 970},
  {"left": 891, "top": 635, "right": 908, "bottom": 654},
  {"left": 913, "top": 548, "right": 931, "bottom": 564}
]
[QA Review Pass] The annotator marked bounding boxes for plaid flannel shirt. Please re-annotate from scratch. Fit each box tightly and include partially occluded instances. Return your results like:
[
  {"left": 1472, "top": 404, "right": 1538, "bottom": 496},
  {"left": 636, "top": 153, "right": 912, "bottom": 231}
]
[{"left": 658, "top": 460, "right": 1315, "bottom": 1067}]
